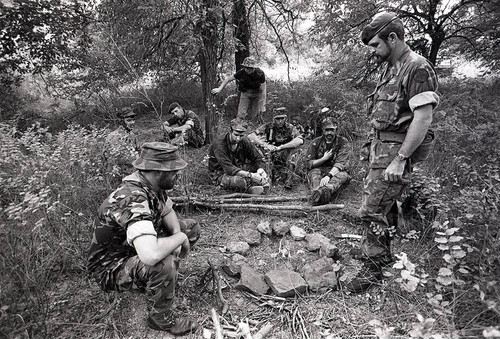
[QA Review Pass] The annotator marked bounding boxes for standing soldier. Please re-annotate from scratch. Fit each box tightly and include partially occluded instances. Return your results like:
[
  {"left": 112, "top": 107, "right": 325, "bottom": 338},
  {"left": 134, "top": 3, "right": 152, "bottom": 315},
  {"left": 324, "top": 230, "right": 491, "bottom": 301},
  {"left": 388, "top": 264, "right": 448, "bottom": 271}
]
[
  {"left": 88, "top": 142, "right": 200, "bottom": 334},
  {"left": 346, "top": 12, "right": 439, "bottom": 292},
  {"left": 247, "top": 107, "right": 304, "bottom": 186},
  {"left": 163, "top": 102, "right": 204, "bottom": 148},
  {"left": 305, "top": 117, "right": 351, "bottom": 205},
  {"left": 211, "top": 57, "right": 267, "bottom": 120}
]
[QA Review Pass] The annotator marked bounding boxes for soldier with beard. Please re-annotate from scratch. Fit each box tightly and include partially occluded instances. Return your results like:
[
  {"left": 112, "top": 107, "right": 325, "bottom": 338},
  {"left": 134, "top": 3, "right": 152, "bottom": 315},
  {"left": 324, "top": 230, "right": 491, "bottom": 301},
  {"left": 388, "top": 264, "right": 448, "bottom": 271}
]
[
  {"left": 345, "top": 12, "right": 439, "bottom": 292},
  {"left": 305, "top": 117, "right": 351, "bottom": 205}
]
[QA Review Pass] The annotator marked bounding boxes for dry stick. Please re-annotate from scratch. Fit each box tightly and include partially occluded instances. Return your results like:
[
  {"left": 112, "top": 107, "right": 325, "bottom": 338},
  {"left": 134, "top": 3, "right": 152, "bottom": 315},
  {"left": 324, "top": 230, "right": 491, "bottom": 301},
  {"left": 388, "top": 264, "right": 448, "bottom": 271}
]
[
  {"left": 207, "top": 259, "right": 229, "bottom": 314},
  {"left": 211, "top": 308, "right": 224, "bottom": 339},
  {"left": 191, "top": 201, "right": 344, "bottom": 212},
  {"left": 171, "top": 195, "right": 307, "bottom": 204},
  {"left": 253, "top": 323, "right": 274, "bottom": 339}
]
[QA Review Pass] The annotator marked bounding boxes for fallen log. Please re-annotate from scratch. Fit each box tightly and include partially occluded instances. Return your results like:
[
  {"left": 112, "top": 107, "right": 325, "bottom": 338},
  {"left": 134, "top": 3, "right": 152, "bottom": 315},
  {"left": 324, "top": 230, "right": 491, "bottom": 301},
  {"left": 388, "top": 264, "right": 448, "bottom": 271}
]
[
  {"left": 171, "top": 195, "right": 307, "bottom": 204},
  {"left": 192, "top": 201, "right": 344, "bottom": 212}
]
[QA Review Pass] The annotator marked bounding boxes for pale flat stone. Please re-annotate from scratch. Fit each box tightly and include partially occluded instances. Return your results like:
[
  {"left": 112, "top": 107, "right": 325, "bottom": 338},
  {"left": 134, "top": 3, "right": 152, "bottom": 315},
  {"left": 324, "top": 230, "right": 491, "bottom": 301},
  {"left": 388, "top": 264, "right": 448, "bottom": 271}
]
[
  {"left": 301, "top": 257, "right": 339, "bottom": 291},
  {"left": 257, "top": 221, "right": 272, "bottom": 236},
  {"left": 235, "top": 264, "right": 269, "bottom": 295},
  {"left": 273, "top": 220, "right": 290, "bottom": 236},
  {"left": 305, "top": 233, "right": 331, "bottom": 252},
  {"left": 289, "top": 226, "right": 307, "bottom": 241},
  {"left": 242, "top": 228, "right": 262, "bottom": 246},
  {"left": 264, "top": 269, "right": 307, "bottom": 297},
  {"left": 227, "top": 241, "right": 250, "bottom": 255}
]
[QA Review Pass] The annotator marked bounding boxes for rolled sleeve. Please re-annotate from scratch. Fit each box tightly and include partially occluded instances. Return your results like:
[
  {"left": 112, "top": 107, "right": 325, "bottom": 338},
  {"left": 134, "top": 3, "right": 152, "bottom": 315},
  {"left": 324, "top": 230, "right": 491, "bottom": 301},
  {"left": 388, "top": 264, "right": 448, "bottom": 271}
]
[
  {"left": 126, "top": 220, "right": 157, "bottom": 246},
  {"left": 160, "top": 197, "right": 174, "bottom": 218},
  {"left": 409, "top": 91, "right": 440, "bottom": 111}
]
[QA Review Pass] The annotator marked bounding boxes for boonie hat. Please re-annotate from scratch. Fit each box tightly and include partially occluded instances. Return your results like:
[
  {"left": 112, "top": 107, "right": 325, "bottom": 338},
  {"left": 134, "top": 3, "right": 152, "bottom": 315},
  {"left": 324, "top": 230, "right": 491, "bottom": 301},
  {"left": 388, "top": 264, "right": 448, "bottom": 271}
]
[
  {"left": 241, "top": 57, "right": 257, "bottom": 68},
  {"left": 230, "top": 118, "right": 248, "bottom": 132},
  {"left": 361, "top": 12, "right": 401, "bottom": 45},
  {"left": 132, "top": 142, "right": 187, "bottom": 171},
  {"left": 273, "top": 107, "right": 287, "bottom": 119}
]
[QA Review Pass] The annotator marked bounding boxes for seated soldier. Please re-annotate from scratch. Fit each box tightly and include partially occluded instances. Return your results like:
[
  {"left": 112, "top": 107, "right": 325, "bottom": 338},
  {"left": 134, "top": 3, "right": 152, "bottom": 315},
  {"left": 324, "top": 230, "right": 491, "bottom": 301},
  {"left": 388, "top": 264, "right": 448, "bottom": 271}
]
[
  {"left": 105, "top": 107, "right": 140, "bottom": 176},
  {"left": 247, "top": 107, "right": 304, "bottom": 186},
  {"left": 163, "top": 102, "right": 204, "bottom": 147},
  {"left": 305, "top": 117, "right": 351, "bottom": 205},
  {"left": 88, "top": 142, "right": 200, "bottom": 335},
  {"left": 208, "top": 118, "right": 270, "bottom": 195}
]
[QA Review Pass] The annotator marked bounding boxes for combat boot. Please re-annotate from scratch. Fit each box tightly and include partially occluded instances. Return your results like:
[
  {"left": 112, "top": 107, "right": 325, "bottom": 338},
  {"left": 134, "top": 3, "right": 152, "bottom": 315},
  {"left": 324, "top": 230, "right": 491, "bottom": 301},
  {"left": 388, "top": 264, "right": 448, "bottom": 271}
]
[
  {"left": 148, "top": 310, "right": 198, "bottom": 335},
  {"left": 310, "top": 187, "right": 331, "bottom": 206},
  {"left": 343, "top": 258, "right": 383, "bottom": 293}
]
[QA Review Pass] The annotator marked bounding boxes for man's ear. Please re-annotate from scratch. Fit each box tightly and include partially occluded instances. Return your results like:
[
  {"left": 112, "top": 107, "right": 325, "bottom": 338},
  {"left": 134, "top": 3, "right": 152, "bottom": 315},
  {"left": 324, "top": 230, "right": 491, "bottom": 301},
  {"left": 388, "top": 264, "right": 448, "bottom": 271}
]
[{"left": 388, "top": 32, "right": 398, "bottom": 43}]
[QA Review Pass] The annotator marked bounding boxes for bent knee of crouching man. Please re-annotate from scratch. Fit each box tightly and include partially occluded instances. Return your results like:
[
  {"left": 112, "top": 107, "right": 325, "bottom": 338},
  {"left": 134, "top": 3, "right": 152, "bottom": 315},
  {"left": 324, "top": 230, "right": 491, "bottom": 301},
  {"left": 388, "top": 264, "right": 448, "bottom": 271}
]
[{"left": 220, "top": 174, "right": 248, "bottom": 192}]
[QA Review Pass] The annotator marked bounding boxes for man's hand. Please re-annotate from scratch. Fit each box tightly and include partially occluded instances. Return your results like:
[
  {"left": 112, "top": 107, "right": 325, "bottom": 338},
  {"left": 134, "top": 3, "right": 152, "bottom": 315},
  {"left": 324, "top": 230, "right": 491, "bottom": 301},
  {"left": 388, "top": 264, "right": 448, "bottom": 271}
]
[
  {"left": 320, "top": 176, "right": 330, "bottom": 187},
  {"left": 384, "top": 157, "right": 406, "bottom": 183},
  {"left": 322, "top": 149, "right": 334, "bottom": 160},
  {"left": 250, "top": 172, "right": 264, "bottom": 184},
  {"left": 179, "top": 236, "right": 190, "bottom": 259},
  {"left": 211, "top": 88, "right": 222, "bottom": 95}
]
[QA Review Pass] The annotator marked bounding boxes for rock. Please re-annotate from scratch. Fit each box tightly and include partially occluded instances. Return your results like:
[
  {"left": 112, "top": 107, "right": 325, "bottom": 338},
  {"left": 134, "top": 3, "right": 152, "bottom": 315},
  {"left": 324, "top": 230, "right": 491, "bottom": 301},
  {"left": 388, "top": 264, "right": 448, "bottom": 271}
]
[
  {"left": 227, "top": 241, "right": 250, "bottom": 255},
  {"left": 273, "top": 221, "right": 290, "bottom": 236},
  {"left": 264, "top": 269, "right": 307, "bottom": 297},
  {"left": 289, "top": 226, "right": 307, "bottom": 241},
  {"left": 222, "top": 254, "right": 247, "bottom": 277},
  {"left": 235, "top": 264, "right": 269, "bottom": 295},
  {"left": 242, "top": 228, "right": 262, "bottom": 246},
  {"left": 305, "top": 233, "right": 331, "bottom": 252},
  {"left": 301, "top": 257, "right": 338, "bottom": 291},
  {"left": 257, "top": 221, "right": 272, "bottom": 236},
  {"left": 319, "top": 243, "right": 339, "bottom": 259}
]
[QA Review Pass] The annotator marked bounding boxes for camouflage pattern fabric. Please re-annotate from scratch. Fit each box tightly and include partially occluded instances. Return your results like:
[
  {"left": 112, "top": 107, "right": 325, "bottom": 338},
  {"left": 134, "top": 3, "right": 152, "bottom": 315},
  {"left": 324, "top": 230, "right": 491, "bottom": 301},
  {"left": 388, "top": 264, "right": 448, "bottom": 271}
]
[
  {"left": 87, "top": 171, "right": 200, "bottom": 292},
  {"left": 305, "top": 135, "right": 350, "bottom": 173},
  {"left": 308, "top": 168, "right": 350, "bottom": 192},
  {"left": 253, "top": 122, "right": 302, "bottom": 181},
  {"left": 112, "top": 219, "right": 200, "bottom": 314},
  {"left": 360, "top": 47, "right": 438, "bottom": 258},
  {"left": 165, "top": 110, "right": 204, "bottom": 147}
]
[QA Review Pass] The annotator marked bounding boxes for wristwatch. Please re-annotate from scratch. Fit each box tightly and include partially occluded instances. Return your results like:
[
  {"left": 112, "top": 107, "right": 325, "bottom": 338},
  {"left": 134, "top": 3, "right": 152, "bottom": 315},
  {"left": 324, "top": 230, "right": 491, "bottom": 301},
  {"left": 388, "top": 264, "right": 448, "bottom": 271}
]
[
  {"left": 397, "top": 153, "right": 409, "bottom": 161},
  {"left": 326, "top": 172, "right": 334, "bottom": 178}
]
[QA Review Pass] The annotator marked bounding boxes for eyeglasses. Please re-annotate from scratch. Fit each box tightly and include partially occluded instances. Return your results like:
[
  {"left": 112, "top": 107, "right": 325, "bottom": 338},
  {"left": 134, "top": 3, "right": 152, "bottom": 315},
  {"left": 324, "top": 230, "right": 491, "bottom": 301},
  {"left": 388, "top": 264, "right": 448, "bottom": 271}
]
[{"left": 324, "top": 127, "right": 337, "bottom": 131}]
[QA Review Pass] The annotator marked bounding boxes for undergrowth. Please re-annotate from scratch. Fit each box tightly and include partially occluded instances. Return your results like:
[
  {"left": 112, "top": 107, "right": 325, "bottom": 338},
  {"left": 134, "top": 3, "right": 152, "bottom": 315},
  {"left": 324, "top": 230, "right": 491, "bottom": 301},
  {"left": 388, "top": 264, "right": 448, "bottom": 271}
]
[{"left": 0, "top": 78, "right": 499, "bottom": 338}]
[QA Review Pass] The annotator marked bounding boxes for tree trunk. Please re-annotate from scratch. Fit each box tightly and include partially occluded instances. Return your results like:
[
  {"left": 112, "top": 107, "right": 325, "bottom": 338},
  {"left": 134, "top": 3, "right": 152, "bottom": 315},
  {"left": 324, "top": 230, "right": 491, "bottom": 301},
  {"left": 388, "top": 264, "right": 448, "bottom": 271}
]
[
  {"left": 232, "top": 0, "right": 250, "bottom": 71},
  {"left": 199, "top": 0, "right": 221, "bottom": 144}
]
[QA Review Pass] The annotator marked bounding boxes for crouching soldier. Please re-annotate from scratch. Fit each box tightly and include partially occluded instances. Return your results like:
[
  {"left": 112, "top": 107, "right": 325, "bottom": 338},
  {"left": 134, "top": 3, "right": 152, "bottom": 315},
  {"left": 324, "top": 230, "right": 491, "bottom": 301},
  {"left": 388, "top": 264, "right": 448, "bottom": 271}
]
[
  {"left": 305, "top": 117, "right": 351, "bottom": 205},
  {"left": 88, "top": 142, "right": 200, "bottom": 335},
  {"left": 208, "top": 118, "right": 270, "bottom": 195},
  {"left": 163, "top": 102, "right": 204, "bottom": 148}
]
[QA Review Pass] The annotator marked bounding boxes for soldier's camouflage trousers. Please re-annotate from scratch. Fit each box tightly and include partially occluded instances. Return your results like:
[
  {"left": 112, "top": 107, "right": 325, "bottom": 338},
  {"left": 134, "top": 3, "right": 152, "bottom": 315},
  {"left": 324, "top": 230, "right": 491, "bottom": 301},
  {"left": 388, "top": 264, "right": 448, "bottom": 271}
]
[
  {"left": 113, "top": 219, "right": 200, "bottom": 314},
  {"left": 308, "top": 168, "right": 351, "bottom": 193},
  {"left": 358, "top": 138, "right": 411, "bottom": 259}
]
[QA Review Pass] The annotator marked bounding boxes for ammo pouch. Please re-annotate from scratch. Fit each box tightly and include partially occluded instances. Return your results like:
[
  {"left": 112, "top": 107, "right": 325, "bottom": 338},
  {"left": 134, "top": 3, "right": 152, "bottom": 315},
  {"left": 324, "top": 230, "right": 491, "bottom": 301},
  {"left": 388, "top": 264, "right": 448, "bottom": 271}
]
[{"left": 411, "top": 129, "right": 435, "bottom": 163}]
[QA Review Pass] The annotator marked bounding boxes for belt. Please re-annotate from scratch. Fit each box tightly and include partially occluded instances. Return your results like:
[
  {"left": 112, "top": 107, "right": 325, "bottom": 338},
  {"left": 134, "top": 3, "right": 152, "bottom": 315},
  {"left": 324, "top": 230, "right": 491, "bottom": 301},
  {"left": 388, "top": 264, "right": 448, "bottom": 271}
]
[{"left": 375, "top": 130, "right": 406, "bottom": 143}]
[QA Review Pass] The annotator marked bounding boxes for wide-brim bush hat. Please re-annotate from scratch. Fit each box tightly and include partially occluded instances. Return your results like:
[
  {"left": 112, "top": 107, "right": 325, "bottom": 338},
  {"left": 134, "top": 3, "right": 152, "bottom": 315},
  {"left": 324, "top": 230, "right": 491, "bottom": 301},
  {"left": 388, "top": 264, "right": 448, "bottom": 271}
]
[
  {"left": 133, "top": 142, "right": 187, "bottom": 171},
  {"left": 241, "top": 57, "right": 257, "bottom": 68}
]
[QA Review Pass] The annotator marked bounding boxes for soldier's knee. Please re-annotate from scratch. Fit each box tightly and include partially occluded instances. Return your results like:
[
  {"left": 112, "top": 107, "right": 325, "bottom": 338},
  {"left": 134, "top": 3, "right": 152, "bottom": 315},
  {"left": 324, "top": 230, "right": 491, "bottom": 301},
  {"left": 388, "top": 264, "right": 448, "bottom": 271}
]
[{"left": 153, "top": 255, "right": 178, "bottom": 282}]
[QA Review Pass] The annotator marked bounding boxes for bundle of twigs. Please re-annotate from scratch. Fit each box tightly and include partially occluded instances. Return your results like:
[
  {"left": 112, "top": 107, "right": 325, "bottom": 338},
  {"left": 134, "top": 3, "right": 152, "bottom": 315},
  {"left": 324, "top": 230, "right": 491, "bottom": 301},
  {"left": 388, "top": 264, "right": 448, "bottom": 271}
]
[{"left": 241, "top": 292, "right": 311, "bottom": 339}]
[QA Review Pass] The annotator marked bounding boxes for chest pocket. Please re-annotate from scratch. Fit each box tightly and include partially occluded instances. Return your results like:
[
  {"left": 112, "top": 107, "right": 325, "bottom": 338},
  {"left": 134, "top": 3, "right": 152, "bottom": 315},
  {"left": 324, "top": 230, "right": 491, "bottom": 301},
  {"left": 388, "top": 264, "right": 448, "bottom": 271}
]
[{"left": 371, "top": 83, "right": 398, "bottom": 128}]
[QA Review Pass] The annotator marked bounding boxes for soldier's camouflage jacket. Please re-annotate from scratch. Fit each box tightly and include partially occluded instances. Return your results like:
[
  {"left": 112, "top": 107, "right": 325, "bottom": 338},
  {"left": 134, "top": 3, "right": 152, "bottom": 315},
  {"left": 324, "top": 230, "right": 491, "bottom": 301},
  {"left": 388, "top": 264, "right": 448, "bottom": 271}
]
[{"left": 87, "top": 171, "right": 174, "bottom": 290}]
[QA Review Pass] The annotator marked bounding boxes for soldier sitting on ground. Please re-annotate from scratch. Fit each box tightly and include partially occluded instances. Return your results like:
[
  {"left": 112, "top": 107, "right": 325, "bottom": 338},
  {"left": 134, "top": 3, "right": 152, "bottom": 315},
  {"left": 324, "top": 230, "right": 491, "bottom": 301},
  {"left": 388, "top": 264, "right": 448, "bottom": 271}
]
[
  {"left": 163, "top": 102, "right": 204, "bottom": 148},
  {"left": 208, "top": 118, "right": 270, "bottom": 195},
  {"left": 105, "top": 107, "right": 140, "bottom": 176},
  {"left": 305, "top": 117, "right": 351, "bottom": 205},
  {"left": 247, "top": 107, "right": 304, "bottom": 187},
  {"left": 88, "top": 142, "right": 200, "bottom": 335}
]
